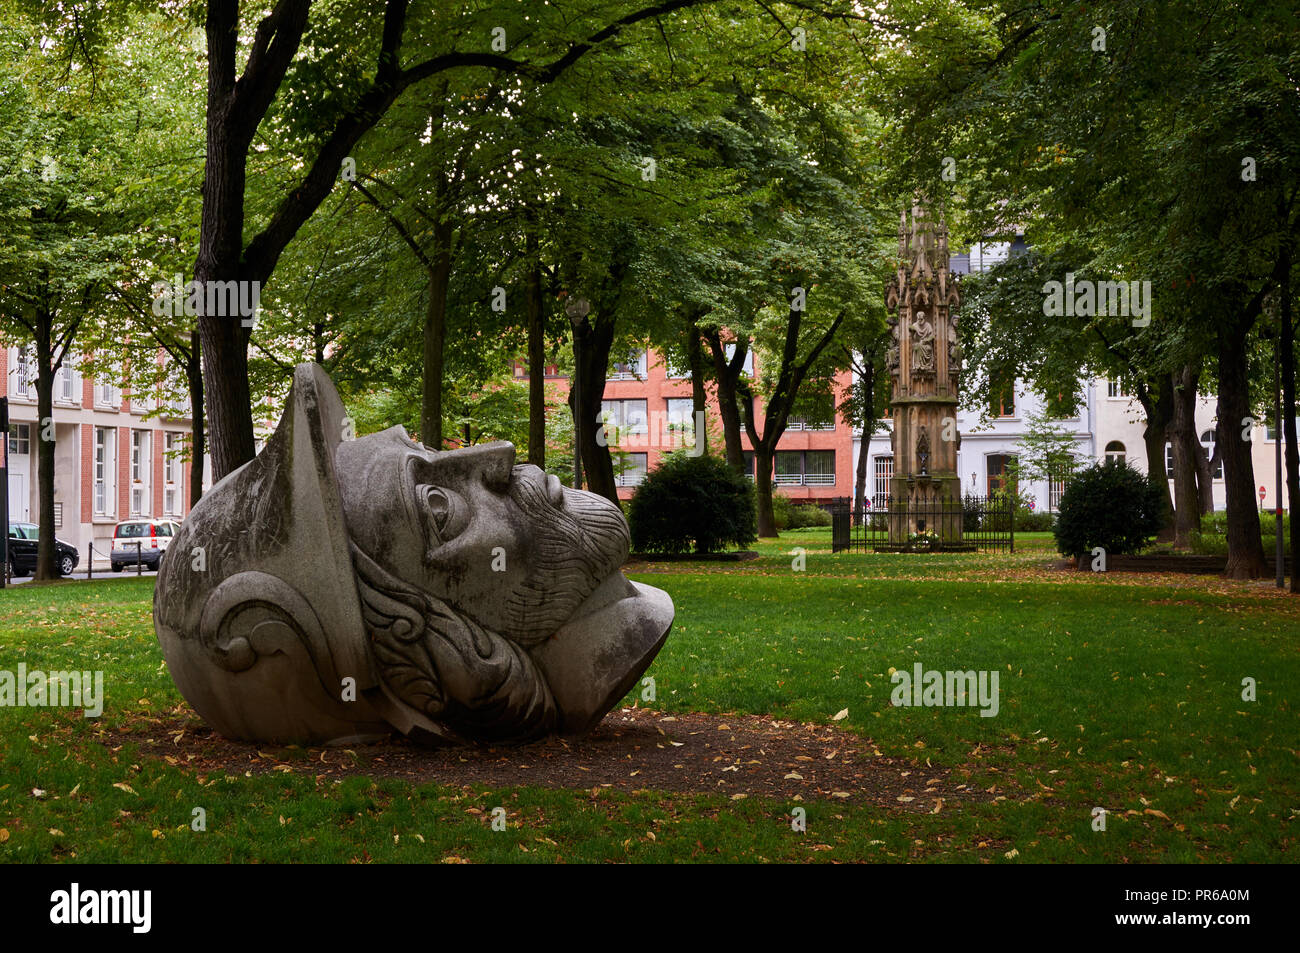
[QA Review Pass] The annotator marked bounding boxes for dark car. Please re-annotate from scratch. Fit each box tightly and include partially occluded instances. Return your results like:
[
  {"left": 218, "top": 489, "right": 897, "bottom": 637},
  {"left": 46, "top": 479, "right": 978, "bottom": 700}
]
[{"left": 6, "top": 522, "right": 80, "bottom": 577}]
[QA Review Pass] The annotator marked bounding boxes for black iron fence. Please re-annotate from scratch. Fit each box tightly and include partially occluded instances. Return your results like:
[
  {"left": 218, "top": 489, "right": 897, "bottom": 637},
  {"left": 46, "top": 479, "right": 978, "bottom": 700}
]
[{"left": 830, "top": 494, "right": 1015, "bottom": 554}]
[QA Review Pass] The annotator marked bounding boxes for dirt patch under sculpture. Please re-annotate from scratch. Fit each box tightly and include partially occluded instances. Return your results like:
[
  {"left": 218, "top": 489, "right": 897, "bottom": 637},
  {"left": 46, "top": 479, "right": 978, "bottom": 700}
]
[{"left": 101, "top": 707, "right": 1017, "bottom": 813}]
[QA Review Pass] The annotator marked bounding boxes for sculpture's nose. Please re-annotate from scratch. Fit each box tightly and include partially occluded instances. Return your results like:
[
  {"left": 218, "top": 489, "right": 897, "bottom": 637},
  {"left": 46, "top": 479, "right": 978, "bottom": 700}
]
[{"left": 427, "top": 441, "right": 516, "bottom": 490}]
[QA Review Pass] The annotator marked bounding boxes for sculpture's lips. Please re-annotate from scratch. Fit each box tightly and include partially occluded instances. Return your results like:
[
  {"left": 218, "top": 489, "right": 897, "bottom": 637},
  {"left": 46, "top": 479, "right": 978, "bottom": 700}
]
[{"left": 566, "top": 571, "right": 641, "bottom": 624}]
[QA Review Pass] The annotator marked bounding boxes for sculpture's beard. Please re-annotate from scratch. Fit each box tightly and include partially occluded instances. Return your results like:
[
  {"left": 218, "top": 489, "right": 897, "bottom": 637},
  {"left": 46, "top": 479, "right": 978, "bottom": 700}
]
[{"left": 500, "top": 469, "right": 630, "bottom": 645}]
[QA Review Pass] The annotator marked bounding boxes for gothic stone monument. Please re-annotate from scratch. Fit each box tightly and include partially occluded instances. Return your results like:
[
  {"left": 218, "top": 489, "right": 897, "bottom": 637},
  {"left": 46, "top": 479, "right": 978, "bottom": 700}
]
[
  {"left": 883, "top": 202, "right": 967, "bottom": 549},
  {"left": 154, "top": 363, "right": 674, "bottom": 746}
]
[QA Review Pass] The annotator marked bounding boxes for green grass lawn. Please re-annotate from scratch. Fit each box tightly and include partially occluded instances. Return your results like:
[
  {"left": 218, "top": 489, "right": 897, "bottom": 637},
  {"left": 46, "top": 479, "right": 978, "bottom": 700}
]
[{"left": 1, "top": 541, "right": 1296, "bottom": 863}]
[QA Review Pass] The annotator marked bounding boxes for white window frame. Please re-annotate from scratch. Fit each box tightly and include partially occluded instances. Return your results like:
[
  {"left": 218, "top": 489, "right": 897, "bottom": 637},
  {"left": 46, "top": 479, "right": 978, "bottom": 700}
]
[
  {"left": 9, "top": 347, "right": 37, "bottom": 402},
  {"left": 609, "top": 349, "right": 648, "bottom": 381},
  {"left": 600, "top": 399, "right": 649, "bottom": 440},
  {"left": 95, "top": 377, "right": 121, "bottom": 408},
  {"left": 131, "top": 430, "right": 151, "bottom": 516},
  {"left": 163, "top": 433, "right": 182, "bottom": 516},
  {"left": 873, "top": 455, "right": 894, "bottom": 506},
  {"left": 8, "top": 422, "right": 31, "bottom": 456},
  {"left": 94, "top": 427, "right": 115, "bottom": 517},
  {"left": 613, "top": 452, "right": 648, "bottom": 487}
]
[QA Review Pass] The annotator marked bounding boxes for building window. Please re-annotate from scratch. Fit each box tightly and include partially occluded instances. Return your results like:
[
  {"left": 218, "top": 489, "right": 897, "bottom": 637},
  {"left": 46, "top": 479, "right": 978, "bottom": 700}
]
[
  {"left": 873, "top": 455, "right": 894, "bottom": 505},
  {"left": 164, "top": 433, "right": 182, "bottom": 516},
  {"left": 1049, "top": 465, "right": 1069, "bottom": 511},
  {"left": 600, "top": 399, "right": 648, "bottom": 443},
  {"left": 774, "top": 450, "right": 835, "bottom": 487},
  {"left": 742, "top": 450, "right": 755, "bottom": 481},
  {"left": 94, "top": 427, "right": 115, "bottom": 516},
  {"left": 614, "top": 453, "right": 648, "bottom": 487},
  {"left": 7, "top": 423, "right": 30, "bottom": 456},
  {"left": 987, "top": 453, "right": 1016, "bottom": 495},
  {"left": 1104, "top": 440, "right": 1126, "bottom": 465},
  {"left": 1107, "top": 379, "right": 1126, "bottom": 398},
  {"left": 95, "top": 377, "right": 120, "bottom": 408},
  {"left": 805, "top": 450, "right": 835, "bottom": 486},
  {"left": 989, "top": 380, "right": 1016, "bottom": 418},
  {"left": 1201, "top": 430, "right": 1222, "bottom": 480},
  {"left": 10, "top": 348, "right": 36, "bottom": 400},
  {"left": 723, "top": 341, "right": 754, "bottom": 376},
  {"left": 609, "top": 350, "right": 647, "bottom": 381},
  {"left": 787, "top": 416, "right": 835, "bottom": 432},
  {"left": 1165, "top": 442, "right": 1174, "bottom": 475},
  {"left": 665, "top": 398, "right": 696, "bottom": 440},
  {"left": 57, "top": 362, "right": 77, "bottom": 403},
  {"left": 131, "top": 430, "right": 151, "bottom": 516}
]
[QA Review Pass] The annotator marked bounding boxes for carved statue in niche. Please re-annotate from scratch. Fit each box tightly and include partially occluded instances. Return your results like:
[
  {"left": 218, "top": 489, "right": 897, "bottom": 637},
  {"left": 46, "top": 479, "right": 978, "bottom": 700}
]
[
  {"left": 916, "top": 426, "right": 931, "bottom": 475},
  {"left": 911, "top": 310, "right": 935, "bottom": 373},
  {"left": 886, "top": 315, "right": 901, "bottom": 372},
  {"left": 154, "top": 364, "right": 673, "bottom": 747}
]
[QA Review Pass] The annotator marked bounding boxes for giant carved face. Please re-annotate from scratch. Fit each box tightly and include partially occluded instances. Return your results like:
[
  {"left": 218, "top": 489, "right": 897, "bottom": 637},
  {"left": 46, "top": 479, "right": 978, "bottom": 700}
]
[
  {"left": 154, "top": 364, "right": 673, "bottom": 748},
  {"left": 335, "top": 430, "right": 630, "bottom": 646}
]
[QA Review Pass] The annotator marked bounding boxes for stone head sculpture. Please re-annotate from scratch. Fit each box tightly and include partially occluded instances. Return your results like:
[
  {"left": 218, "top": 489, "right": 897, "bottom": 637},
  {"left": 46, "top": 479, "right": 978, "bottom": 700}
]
[{"left": 154, "top": 364, "right": 673, "bottom": 746}]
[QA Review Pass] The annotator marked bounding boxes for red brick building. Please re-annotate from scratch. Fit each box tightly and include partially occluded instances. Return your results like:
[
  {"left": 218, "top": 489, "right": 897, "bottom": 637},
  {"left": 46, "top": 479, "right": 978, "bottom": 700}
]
[
  {"left": 3, "top": 345, "right": 199, "bottom": 565},
  {"left": 517, "top": 347, "right": 857, "bottom": 502}
]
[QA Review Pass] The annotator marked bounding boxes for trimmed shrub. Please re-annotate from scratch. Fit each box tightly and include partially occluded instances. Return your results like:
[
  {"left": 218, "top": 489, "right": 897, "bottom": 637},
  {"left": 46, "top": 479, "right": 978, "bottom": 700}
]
[
  {"left": 1016, "top": 509, "right": 1055, "bottom": 532},
  {"left": 628, "top": 452, "right": 757, "bottom": 554},
  {"left": 771, "top": 492, "right": 794, "bottom": 531},
  {"left": 787, "top": 503, "right": 833, "bottom": 529},
  {"left": 1054, "top": 459, "right": 1164, "bottom": 557}
]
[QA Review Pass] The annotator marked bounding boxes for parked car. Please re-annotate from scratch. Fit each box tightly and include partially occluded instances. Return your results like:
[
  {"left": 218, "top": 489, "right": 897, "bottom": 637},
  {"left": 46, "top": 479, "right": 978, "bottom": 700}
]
[
  {"left": 110, "top": 519, "right": 182, "bottom": 572},
  {"left": 6, "top": 522, "right": 80, "bottom": 577}
]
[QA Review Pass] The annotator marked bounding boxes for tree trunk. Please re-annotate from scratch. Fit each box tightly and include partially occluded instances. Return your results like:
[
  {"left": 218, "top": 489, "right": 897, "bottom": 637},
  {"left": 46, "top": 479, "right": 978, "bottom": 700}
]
[
  {"left": 570, "top": 316, "right": 618, "bottom": 504},
  {"left": 34, "top": 337, "right": 57, "bottom": 581},
  {"left": 854, "top": 359, "right": 877, "bottom": 523},
  {"left": 1218, "top": 317, "right": 1267, "bottom": 578},
  {"left": 186, "top": 339, "right": 205, "bottom": 508},
  {"left": 421, "top": 227, "right": 453, "bottom": 449},
  {"left": 1283, "top": 255, "right": 1299, "bottom": 592},
  {"left": 754, "top": 448, "right": 777, "bottom": 537},
  {"left": 686, "top": 326, "right": 708, "bottom": 456},
  {"left": 197, "top": 316, "right": 255, "bottom": 480},
  {"left": 1169, "top": 365, "right": 1202, "bottom": 547},
  {"left": 855, "top": 427, "right": 871, "bottom": 523},
  {"left": 1192, "top": 428, "right": 1216, "bottom": 515},
  {"left": 1136, "top": 382, "right": 1175, "bottom": 533},
  {"left": 704, "top": 330, "right": 746, "bottom": 472},
  {"left": 526, "top": 232, "right": 546, "bottom": 468}
]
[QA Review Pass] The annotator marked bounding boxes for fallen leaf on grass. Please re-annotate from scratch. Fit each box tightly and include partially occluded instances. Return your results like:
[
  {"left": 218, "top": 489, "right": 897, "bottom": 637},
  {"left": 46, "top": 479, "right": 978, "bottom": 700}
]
[{"left": 832, "top": 709, "right": 849, "bottom": 721}]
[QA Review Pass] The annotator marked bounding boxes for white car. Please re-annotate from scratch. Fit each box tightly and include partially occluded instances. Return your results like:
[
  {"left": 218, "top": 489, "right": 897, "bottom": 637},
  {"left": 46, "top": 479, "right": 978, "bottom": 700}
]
[{"left": 110, "top": 519, "right": 182, "bottom": 572}]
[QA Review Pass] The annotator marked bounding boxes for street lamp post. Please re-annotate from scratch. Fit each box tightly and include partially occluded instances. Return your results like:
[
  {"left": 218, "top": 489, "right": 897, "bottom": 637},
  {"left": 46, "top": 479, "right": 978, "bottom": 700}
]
[{"left": 565, "top": 297, "right": 591, "bottom": 490}]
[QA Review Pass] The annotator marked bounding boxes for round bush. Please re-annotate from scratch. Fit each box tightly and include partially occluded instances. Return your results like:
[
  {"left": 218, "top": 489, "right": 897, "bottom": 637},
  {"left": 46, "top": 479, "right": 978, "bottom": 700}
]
[
  {"left": 627, "top": 452, "right": 757, "bottom": 554},
  {"left": 1053, "top": 459, "right": 1164, "bottom": 557},
  {"left": 787, "top": 504, "right": 833, "bottom": 528}
]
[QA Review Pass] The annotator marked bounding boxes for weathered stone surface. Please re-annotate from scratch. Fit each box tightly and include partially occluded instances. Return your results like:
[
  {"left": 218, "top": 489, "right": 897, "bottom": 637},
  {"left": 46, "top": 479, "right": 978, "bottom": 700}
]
[{"left": 155, "top": 363, "right": 674, "bottom": 746}]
